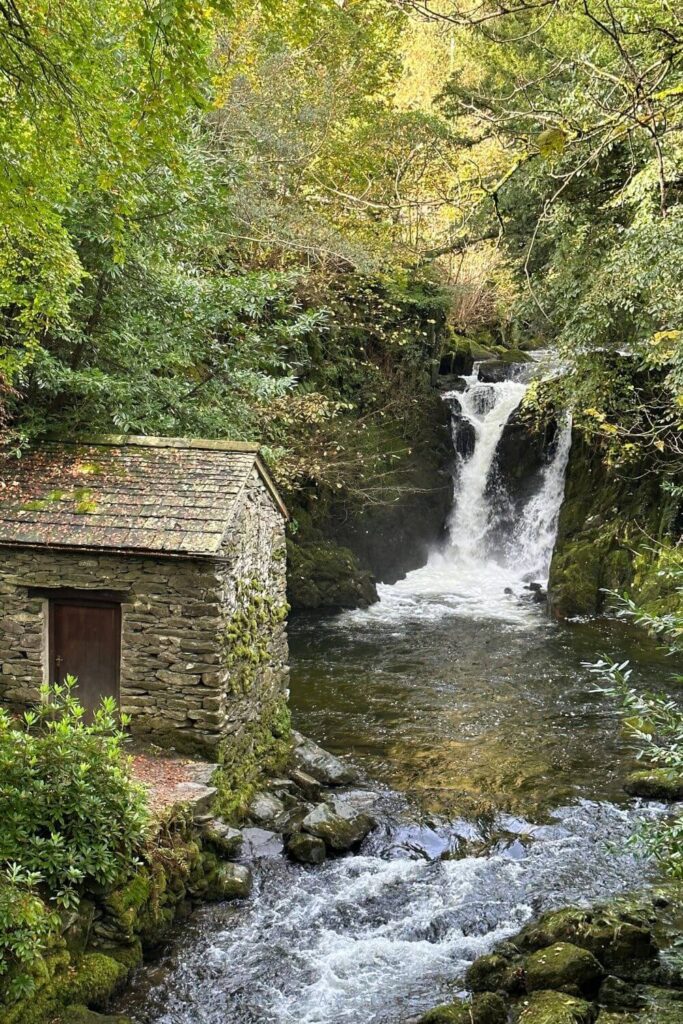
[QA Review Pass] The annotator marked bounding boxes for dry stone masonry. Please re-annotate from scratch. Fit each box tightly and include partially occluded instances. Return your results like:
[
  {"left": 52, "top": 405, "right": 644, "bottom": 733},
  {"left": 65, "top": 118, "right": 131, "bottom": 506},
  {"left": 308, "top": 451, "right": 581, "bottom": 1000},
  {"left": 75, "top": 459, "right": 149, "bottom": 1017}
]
[{"left": 0, "top": 437, "right": 289, "bottom": 755}]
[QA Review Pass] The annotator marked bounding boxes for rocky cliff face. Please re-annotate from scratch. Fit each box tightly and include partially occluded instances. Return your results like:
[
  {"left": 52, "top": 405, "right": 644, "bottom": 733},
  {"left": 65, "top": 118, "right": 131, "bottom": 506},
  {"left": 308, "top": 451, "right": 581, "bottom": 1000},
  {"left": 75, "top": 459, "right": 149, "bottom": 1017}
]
[
  {"left": 548, "top": 433, "right": 681, "bottom": 618},
  {"left": 287, "top": 390, "right": 453, "bottom": 610}
]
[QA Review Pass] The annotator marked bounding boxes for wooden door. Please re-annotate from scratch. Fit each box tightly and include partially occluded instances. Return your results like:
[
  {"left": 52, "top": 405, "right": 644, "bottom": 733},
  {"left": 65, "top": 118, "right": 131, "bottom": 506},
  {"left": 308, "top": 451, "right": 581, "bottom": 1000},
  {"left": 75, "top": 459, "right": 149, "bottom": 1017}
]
[{"left": 50, "top": 599, "right": 121, "bottom": 720}]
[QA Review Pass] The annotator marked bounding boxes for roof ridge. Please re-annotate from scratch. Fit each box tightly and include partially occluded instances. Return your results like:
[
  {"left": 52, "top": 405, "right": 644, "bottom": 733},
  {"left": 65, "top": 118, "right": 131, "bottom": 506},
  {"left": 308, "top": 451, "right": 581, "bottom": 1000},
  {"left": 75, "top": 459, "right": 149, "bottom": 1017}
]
[{"left": 47, "top": 435, "right": 261, "bottom": 454}]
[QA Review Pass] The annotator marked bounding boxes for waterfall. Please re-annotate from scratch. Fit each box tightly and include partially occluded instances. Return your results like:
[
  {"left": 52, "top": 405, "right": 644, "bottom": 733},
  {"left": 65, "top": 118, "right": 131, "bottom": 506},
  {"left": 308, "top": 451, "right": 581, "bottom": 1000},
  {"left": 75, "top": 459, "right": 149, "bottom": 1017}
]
[
  {"left": 445, "top": 366, "right": 571, "bottom": 586},
  {"left": 445, "top": 378, "right": 527, "bottom": 567},
  {"left": 348, "top": 357, "right": 571, "bottom": 624}
]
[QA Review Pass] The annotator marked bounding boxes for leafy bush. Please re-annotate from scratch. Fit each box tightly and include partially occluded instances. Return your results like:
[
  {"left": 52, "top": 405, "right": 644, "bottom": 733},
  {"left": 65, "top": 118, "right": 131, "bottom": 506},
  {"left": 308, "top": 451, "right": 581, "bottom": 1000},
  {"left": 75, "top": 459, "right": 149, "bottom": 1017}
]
[
  {"left": 0, "top": 867, "right": 56, "bottom": 1004},
  {"left": 0, "top": 678, "right": 149, "bottom": 909},
  {"left": 588, "top": 564, "right": 683, "bottom": 877}
]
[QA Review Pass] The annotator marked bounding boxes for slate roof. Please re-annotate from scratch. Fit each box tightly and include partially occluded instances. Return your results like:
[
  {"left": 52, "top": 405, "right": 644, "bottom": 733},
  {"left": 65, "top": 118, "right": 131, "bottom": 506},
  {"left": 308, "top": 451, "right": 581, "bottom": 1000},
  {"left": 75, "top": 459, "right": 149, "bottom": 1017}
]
[{"left": 0, "top": 436, "right": 287, "bottom": 557}]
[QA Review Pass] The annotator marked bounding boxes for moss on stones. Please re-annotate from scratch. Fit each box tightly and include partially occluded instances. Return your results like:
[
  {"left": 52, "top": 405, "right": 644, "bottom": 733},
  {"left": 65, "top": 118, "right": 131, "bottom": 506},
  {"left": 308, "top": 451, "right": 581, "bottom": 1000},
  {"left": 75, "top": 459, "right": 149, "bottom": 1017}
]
[
  {"left": 524, "top": 943, "right": 603, "bottom": 996},
  {"left": 215, "top": 697, "right": 292, "bottom": 820},
  {"left": 66, "top": 954, "right": 128, "bottom": 1009},
  {"left": 419, "top": 993, "right": 507, "bottom": 1023},
  {"left": 286, "top": 538, "right": 378, "bottom": 611},
  {"left": 59, "top": 1006, "right": 133, "bottom": 1024},
  {"left": 548, "top": 432, "right": 681, "bottom": 619},
  {"left": 466, "top": 951, "right": 524, "bottom": 994},
  {"left": 515, "top": 991, "right": 596, "bottom": 1023},
  {"left": 624, "top": 769, "right": 683, "bottom": 801}
]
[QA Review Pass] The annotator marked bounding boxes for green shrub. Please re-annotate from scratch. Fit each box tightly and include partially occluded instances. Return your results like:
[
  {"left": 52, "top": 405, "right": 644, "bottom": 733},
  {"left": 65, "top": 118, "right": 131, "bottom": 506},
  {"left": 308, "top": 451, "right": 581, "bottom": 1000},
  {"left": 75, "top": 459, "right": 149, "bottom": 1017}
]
[
  {"left": 0, "top": 866, "right": 57, "bottom": 1004},
  {"left": 0, "top": 678, "right": 149, "bottom": 909}
]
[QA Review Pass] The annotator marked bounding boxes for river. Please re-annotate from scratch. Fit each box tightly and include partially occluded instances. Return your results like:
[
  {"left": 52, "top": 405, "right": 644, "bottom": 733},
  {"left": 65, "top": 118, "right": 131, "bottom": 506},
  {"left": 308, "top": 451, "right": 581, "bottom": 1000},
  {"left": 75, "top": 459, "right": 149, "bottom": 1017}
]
[{"left": 117, "top": 361, "right": 671, "bottom": 1024}]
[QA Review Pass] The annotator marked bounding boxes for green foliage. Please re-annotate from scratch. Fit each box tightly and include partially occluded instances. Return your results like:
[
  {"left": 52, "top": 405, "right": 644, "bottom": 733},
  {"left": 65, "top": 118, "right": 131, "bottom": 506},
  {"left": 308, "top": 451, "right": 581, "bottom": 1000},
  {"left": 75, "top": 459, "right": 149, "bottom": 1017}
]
[
  {"left": 0, "top": 678, "right": 149, "bottom": 909},
  {"left": 0, "top": 868, "right": 57, "bottom": 1005},
  {"left": 433, "top": 0, "right": 683, "bottom": 470},
  {"left": 587, "top": 567, "right": 683, "bottom": 876}
]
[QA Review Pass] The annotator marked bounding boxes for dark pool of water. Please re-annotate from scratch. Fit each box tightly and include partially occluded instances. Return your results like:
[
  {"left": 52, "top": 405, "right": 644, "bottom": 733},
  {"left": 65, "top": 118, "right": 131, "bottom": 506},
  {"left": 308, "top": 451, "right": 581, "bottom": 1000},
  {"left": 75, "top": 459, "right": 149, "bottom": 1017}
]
[{"left": 289, "top": 610, "right": 675, "bottom": 820}]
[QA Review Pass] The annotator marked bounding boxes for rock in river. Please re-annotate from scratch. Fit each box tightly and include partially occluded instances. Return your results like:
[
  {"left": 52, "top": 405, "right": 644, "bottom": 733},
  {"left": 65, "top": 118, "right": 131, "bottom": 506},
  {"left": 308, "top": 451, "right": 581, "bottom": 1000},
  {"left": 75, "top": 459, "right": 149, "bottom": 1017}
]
[
  {"left": 516, "top": 991, "right": 595, "bottom": 1023},
  {"left": 201, "top": 819, "right": 243, "bottom": 858},
  {"left": 524, "top": 942, "right": 603, "bottom": 996},
  {"left": 291, "top": 731, "right": 357, "bottom": 786},
  {"left": 302, "top": 801, "right": 375, "bottom": 851},
  {"left": 287, "top": 832, "right": 327, "bottom": 865}
]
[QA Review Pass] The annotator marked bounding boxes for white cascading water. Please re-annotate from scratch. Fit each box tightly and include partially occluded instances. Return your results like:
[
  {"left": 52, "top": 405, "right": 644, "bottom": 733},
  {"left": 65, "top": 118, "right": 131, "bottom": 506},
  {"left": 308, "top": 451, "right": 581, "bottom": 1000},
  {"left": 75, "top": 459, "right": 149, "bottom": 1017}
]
[{"left": 352, "top": 359, "right": 571, "bottom": 624}]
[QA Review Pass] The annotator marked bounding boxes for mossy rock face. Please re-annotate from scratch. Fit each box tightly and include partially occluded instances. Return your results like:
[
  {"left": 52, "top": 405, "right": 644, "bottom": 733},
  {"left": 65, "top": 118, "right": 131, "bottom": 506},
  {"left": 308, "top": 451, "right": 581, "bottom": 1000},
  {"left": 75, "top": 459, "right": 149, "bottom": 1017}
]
[
  {"left": 466, "top": 951, "right": 525, "bottom": 994},
  {"left": 60, "top": 1006, "right": 134, "bottom": 1024},
  {"left": 524, "top": 942, "right": 603, "bottom": 996},
  {"left": 419, "top": 993, "right": 507, "bottom": 1024},
  {"left": 287, "top": 539, "right": 378, "bottom": 611},
  {"left": 515, "top": 990, "right": 596, "bottom": 1023},
  {"left": 515, "top": 908, "right": 657, "bottom": 975},
  {"left": 66, "top": 953, "right": 128, "bottom": 1010},
  {"left": 624, "top": 769, "right": 683, "bottom": 801}
]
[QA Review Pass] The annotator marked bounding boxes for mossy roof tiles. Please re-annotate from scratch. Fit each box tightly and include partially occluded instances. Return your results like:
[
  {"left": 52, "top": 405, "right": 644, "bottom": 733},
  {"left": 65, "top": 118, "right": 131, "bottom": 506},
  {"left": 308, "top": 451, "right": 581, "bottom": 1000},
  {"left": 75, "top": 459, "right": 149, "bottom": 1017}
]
[{"left": 0, "top": 436, "right": 286, "bottom": 557}]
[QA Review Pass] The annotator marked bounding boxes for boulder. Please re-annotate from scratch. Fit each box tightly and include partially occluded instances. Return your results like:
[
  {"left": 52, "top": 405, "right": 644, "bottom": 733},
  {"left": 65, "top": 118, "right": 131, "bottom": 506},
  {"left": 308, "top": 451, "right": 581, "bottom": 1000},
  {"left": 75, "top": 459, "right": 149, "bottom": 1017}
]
[
  {"left": 211, "top": 862, "right": 252, "bottom": 900},
  {"left": 598, "top": 975, "right": 645, "bottom": 1011},
  {"left": 288, "top": 767, "right": 323, "bottom": 800},
  {"left": 466, "top": 951, "right": 525, "bottom": 995},
  {"left": 201, "top": 819, "right": 243, "bottom": 858},
  {"left": 291, "top": 732, "right": 357, "bottom": 786},
  {"left": 287, "top": 832, "right": 326, "bottom": 865},
  {"left": 419, "top": 992, "right": 507, "bottom": 1023},
  {"left": 286, "top": 539, "right": 378, "bottom": 611},
  {"left": 515, "top": 991, "right": 596, "bottom": 1023},
  {"left": 301, "top": 801, "right": 374, "bottom": 851},
  {"left": 524, "top": 942, "right": 603, "bottom": 996},
  {"left": 240, "top": 827, "right": 284, "bottom": 860},
  {"left": 171, "top": 782, "right": 217, "bottom": 817},
  {"left": 248, "top": 791, "right": 286, "bottom": 826},
  {"left": 624, "top": 769, "right": 683, "bottom": 801}
]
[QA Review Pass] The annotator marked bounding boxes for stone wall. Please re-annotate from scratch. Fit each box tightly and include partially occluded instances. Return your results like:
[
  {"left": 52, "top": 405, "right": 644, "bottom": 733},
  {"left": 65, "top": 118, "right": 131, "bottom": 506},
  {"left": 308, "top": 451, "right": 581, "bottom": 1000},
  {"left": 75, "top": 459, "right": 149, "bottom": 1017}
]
[{"left": 0, "top": 467, "right": 288, "bottom": 755}]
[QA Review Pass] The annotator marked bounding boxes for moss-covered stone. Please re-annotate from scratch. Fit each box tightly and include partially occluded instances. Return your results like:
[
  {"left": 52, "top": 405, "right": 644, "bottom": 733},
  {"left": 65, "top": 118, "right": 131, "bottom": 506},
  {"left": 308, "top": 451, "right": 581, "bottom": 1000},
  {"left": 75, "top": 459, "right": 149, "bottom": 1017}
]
[
  {"left": 524, "top": 943, "right": 603, "bottom": 996},
  {"left": 419, "top": 993, "right": 507, "bottom": 1023},
  {"left": 59, "top": 1006, "right": 133, "bottom": 1024},
  {"left": 515, "top": 990, "right": 596, "bottom": 1023},
  {"left": 624, "top": 769, "right": 683, "bottom": 801},
  {"left": 514, "top": 907, "right": 657, "bottom": 975},
  {"left": 287, "top": 539, "right": 378, "bottom": 611},
  {"left": 66, "top": 953, "right": 128, "bottom": 1010},
  {"left": 466, "top": 951, "right": 525, "bottom": 994}
]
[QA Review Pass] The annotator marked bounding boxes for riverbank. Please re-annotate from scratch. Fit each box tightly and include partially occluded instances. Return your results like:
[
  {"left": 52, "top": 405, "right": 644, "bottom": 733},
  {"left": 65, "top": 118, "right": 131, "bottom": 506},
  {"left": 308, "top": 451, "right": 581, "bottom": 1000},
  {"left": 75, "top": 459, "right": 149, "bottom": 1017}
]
[
  {"left": 418, "top": 893, "right": 683, "bottom": 1024},
  {"left": 0, "top": 733, "right": 374, "bottom": 1024}
]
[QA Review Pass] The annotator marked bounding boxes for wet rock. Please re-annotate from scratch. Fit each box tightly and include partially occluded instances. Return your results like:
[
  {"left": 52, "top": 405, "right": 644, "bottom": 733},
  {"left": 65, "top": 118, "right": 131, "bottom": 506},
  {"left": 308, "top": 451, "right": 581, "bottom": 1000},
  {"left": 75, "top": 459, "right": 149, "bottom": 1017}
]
[
  {"left": 211, "top": 862, "right": 252, "bottom": 900},
  {"left": 201, "top": 819, "right": 242, "bottom": 858},
  {"left": 291, "top": 732, "right": 357, "bottom": 786},
  {"left": 516, "top": 991, "right": 596, "bottom": 1023},
  {"left": 288, "top": 767, "right": 323, "bottom": 800},
  {"left": 240, "top": 827, "right": 284, "bottom": 859},
  {"left": 287, "top": 832, "right": 327, "bottom": 865},
  {"left": 419, "top": 992, "right": 507, "bottom": 1023},
  {"left": 301, "top": 801, "right": 374, "bottom": 851},
  {"left": 524, "top": 942, "right": 603, "bottom": 996},
  {"left": 61, "top": 1009, "right": 133, "bottom": 1024},
  {"left": 624, "top": 769, "right": 683, "bottom": 801},
  {"left": 466, "top": 951, "right": 525, "bottom": 994},
  {"left": 248, "top": 791, "right": 286, "bottom": 825},
  {"left": 598, "top": 975, "right": 645, "bottom": 1010}
]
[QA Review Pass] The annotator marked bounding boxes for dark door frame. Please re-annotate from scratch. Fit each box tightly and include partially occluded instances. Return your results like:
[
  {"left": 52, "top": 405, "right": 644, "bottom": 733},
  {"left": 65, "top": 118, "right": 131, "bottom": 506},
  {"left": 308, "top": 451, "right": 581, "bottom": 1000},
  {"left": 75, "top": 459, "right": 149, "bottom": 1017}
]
[{"left": 48, "top": 592, "right": 122, "bottom": 706}]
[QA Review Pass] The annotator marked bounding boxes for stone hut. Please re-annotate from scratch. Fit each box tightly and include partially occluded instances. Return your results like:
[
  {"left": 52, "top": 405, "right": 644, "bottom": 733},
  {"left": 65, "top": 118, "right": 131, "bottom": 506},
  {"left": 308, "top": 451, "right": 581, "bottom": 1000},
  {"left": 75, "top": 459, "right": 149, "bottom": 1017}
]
[{"left": 0, "top": 436, "right": 289, "bottom": 755}]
